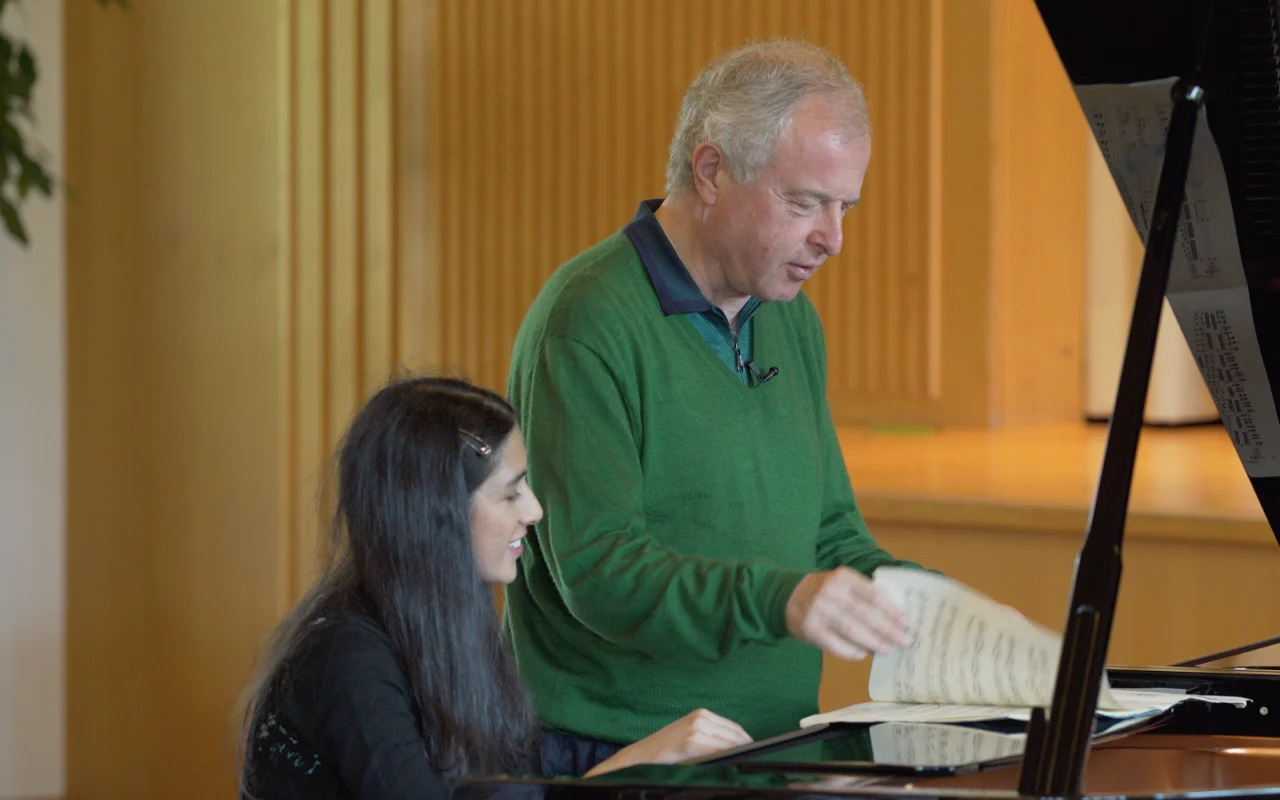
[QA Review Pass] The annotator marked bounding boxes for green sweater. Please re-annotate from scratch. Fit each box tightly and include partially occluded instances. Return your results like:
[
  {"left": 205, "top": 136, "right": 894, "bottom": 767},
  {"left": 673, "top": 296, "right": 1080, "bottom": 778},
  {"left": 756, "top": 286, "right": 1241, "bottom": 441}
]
[{"left": 505, "top": 229, "right": 916, "bottom": 744}]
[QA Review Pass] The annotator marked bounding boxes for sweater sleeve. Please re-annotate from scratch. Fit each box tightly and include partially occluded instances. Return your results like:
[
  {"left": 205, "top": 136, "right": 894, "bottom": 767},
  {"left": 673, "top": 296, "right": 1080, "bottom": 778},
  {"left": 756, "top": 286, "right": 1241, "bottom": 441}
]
[
  {"left": 521, "top": 333, "right": 808, "bottom": 662},
  {"left": 806, "top": 313, "right": 928, "bottom": 575},
  {"left": 812, "top": 389, "right": 925, "bottom": 573},
  {"left": 283, "top": 619, "right": 451, "bottom": 800}
]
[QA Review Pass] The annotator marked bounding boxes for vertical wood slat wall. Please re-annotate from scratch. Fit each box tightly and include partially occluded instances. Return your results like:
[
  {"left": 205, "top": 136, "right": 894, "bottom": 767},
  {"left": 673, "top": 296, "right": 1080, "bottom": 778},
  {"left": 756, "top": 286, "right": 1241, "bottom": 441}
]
[
  {"left": 990, "top": 0, "right": 1088, "bottom": 427},
  {"left": 286, "top": 0, "right": 439, "bottom": 596}
]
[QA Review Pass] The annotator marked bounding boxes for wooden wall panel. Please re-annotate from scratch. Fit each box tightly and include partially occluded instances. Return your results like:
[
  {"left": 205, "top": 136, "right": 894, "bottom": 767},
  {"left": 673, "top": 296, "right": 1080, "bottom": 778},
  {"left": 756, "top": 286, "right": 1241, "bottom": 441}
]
[
  {"left": 65, "top": 3, "right": 289, "bottom": 797},
  {"left": 285, "top": 0, "right": 433, "bottom": 596},
  {"left": 425, "top": 0, "right": 995, "bottom": 424},
  {"left": 66, "top": 2, "right": 429, "bottom": 797},
  {"left": 989, "top": 0, "right": 1088, "bottom": 426}
]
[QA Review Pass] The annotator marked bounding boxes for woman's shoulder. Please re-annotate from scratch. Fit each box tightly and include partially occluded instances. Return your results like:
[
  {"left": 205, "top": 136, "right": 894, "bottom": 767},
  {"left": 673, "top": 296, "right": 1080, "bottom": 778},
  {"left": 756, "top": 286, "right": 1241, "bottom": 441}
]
[{"left": 285, "top": 609, "right": 407, "bottom": 693}]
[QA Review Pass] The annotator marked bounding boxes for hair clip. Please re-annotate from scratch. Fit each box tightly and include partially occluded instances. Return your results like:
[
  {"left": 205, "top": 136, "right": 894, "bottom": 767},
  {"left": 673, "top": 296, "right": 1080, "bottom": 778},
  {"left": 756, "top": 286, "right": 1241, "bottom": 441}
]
[{"left": 458, "top": 429, "right": 493, "bottom": 457}]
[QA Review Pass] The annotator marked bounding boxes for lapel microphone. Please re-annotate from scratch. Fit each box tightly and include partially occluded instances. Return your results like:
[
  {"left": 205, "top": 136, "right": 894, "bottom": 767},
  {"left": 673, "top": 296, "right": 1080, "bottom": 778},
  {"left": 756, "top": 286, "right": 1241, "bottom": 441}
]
[{"left": 745, "top": 361, "right": 779, "bottom": 386}]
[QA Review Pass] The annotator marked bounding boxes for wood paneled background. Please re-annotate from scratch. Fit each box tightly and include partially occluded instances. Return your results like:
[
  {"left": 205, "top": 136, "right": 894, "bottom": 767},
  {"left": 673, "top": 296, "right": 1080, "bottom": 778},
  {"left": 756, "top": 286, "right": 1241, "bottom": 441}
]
[{"left": 59, "top": 2, "right": 1145, "bottom": 799}]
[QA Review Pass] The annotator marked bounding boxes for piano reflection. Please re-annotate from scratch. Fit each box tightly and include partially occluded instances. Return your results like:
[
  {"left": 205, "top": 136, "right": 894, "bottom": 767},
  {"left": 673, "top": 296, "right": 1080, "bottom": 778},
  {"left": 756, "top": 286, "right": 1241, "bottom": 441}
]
[{"left": 456, "top": 1, "right": 1280, "bottom": 797}]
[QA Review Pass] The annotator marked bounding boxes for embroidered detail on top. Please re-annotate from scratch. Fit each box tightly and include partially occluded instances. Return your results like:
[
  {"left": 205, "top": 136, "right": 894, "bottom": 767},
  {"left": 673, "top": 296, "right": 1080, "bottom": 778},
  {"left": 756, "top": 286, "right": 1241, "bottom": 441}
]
[{"left": 254, "top": 711, "right": 323, "bottom": 776}]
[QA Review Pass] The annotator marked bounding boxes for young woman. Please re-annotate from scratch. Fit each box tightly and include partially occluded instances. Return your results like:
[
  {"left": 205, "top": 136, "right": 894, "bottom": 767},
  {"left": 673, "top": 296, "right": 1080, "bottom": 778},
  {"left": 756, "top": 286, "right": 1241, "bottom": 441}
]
[{"left": 237, "top": 376, "right": 751, "bottom": 800}]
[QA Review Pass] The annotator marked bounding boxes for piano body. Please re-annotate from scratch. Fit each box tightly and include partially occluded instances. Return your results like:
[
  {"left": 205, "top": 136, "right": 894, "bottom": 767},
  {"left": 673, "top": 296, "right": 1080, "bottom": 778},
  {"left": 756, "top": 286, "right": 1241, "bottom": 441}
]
[{"left": 458, "top": 1, "right": 1280, "bottom": 797}]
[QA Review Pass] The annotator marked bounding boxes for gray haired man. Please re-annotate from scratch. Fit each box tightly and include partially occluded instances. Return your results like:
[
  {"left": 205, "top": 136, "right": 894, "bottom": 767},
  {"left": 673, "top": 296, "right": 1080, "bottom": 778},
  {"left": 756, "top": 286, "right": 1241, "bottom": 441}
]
[{"left": 505, "top": 39, "right": 926, "bottom": 774}]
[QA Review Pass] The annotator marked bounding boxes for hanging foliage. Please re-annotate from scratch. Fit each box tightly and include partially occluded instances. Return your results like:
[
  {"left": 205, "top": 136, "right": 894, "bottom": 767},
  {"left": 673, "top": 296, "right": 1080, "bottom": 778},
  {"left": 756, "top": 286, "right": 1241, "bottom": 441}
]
[{"left": 0, "top": 0, "right": 127, "bottom": 246}]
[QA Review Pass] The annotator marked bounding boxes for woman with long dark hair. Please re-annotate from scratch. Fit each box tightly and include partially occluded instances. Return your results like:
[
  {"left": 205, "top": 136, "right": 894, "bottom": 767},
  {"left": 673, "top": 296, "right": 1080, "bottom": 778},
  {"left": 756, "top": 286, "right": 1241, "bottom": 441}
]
[{"left": 237, "top": 376, "right": 750, "bottom": 800}]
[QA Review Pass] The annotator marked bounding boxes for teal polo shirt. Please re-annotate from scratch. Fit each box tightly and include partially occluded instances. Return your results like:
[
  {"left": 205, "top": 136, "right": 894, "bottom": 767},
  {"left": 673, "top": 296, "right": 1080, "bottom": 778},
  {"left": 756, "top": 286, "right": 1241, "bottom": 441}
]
[{"left": 623, "top": 199, "right": 765, "bottom": 386}]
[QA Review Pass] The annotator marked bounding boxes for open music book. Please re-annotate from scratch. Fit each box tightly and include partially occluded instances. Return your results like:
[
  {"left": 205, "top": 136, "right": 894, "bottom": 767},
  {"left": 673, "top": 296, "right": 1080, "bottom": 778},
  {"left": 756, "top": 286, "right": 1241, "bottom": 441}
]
[{"left": 801, "top": 568, "right": 1249, "bottom": 728}]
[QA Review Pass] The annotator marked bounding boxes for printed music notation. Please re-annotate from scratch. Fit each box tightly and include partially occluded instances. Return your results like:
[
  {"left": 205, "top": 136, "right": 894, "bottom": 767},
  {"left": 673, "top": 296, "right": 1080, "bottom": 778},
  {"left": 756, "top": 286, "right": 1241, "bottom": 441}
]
[
  {"left": 1074, "top": 78, "right": 1280, "bottom": 478},
  {"left": 873, "top": 569, "right": 1072, "bottom": 709},
  {"left": 1170, "top": 290, "right": 1280, "bottom": 472}
]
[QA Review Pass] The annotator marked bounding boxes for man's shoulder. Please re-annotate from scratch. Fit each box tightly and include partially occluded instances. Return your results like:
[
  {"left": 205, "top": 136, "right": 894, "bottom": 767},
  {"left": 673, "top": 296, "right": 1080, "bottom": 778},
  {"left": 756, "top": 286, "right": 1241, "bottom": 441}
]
[{"left": 515, "top": 231, "right": 655, "bottom": 351}]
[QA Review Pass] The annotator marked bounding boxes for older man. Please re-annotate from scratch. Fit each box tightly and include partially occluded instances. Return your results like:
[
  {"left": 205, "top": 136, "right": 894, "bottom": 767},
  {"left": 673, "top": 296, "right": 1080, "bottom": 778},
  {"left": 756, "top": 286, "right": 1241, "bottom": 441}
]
[{"left": 505, "top": 39, "right": 927, "bottom": 767}]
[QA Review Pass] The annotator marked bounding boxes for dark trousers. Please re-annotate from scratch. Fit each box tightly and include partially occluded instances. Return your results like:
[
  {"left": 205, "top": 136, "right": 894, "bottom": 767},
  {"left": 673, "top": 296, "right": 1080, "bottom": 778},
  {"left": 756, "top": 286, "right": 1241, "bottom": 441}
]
[{"left": 537, "top": 729, "right": 625, "bottom": 778}]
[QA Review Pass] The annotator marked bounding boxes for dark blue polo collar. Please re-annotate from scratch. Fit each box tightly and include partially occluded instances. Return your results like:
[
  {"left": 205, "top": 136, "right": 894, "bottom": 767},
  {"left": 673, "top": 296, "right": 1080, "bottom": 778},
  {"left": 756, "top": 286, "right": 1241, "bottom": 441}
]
[{"left": 623, "top": 199, "right": 716, "bottom": 316}]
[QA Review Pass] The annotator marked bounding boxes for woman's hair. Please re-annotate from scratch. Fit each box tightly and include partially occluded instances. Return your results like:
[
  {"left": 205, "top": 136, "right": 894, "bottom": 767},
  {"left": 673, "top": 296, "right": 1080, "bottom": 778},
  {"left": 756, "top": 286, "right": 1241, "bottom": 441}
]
[
  {"left": 237, "top": 374, "right": 536, "bottom": 783},
  {"left": 665, "top": 38, "right": 871, "bottom": 195}
]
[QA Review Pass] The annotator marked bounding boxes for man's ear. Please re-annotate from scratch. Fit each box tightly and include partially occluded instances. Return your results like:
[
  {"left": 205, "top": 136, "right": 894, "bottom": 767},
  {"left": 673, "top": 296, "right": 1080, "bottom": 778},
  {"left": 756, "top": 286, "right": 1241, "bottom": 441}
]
[{"left": 690, "top": 143, "right": 725, "bottom": 207}]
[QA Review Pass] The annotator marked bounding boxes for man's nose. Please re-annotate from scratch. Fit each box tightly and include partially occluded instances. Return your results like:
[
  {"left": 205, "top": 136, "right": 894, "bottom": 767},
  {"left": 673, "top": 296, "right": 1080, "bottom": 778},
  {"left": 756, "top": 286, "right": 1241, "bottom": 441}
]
[{"left": 813, "top": 206, "right": 843, "bottom": 256}]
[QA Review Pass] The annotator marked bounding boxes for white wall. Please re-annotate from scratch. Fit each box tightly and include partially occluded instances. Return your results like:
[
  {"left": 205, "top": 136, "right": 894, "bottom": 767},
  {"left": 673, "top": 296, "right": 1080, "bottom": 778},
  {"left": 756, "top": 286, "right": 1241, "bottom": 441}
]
[{"left": 0, "top": 0, "right": 65, "bottom": 795}]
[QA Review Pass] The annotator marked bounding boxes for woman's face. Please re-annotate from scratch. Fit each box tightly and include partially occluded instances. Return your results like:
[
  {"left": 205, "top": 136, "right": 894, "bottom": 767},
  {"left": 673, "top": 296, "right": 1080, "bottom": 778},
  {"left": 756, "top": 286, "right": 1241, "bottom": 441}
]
[{"left": 469, "top": 427, "right": 543, "bottom": 584}]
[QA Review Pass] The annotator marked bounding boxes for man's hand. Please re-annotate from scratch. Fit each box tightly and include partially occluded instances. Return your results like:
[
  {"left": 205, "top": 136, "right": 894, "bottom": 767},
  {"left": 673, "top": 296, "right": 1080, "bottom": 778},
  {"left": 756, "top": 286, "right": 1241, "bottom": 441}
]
[{"left": 785, "top": 567, "right": 913, "bottom": 660}]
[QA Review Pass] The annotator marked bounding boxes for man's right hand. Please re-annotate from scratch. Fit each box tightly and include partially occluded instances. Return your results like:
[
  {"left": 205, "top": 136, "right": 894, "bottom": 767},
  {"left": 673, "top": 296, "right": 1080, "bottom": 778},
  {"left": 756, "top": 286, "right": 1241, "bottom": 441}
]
[{"left": 785, "top": 567, "right": 913, "bottom": 660}]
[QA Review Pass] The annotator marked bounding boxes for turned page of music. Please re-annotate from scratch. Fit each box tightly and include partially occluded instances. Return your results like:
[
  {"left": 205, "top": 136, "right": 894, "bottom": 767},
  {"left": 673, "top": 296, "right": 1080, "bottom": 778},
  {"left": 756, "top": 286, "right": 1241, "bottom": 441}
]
[
  {"left": 866, "top": 568, "right": 1120, "bottom": 709},
  {"left": 799, "top": 569, "right": 1252, "bottom": 728}
]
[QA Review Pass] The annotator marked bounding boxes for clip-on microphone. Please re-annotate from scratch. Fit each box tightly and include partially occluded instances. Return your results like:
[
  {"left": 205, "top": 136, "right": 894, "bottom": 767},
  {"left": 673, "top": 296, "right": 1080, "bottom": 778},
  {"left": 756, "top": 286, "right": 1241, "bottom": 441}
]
[{"left": 745, "top": 361, "right": 779, "bottom": 386}]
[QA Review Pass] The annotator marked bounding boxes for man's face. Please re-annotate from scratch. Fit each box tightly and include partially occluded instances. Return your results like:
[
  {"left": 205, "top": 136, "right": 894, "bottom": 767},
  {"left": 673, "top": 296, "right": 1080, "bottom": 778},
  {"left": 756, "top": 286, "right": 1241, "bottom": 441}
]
[{"left": 705, "top": 96, "right": 871, "bottom": 304}]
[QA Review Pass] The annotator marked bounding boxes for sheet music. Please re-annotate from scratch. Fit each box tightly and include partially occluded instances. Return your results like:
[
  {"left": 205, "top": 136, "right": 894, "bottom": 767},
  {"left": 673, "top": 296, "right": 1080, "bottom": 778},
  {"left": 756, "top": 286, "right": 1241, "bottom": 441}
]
[
  {"left": 1074, "top": 78, "right": 1280, "bottom": 477},
  {"left": 868, "top": 722, "right": 1024, "bottom": 766},
  {"left": 865, "top": 568, "right": 1120, "bottom": 709},
  {"left": 798, "top": 569, "right": 1251, "bottom": 729},
  {"left": 799, "top": 692, "right": 1243, "bottom": 728},
  {"left": 1167, "top": 289, "right": 1280, "bottom": 476}
]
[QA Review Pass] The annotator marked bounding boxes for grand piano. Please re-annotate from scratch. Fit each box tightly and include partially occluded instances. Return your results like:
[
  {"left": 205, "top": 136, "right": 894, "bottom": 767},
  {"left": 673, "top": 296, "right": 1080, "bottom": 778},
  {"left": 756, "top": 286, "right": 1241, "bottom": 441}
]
[{"left": 459, "top": 1, "right": 1280, "bottom": 797}]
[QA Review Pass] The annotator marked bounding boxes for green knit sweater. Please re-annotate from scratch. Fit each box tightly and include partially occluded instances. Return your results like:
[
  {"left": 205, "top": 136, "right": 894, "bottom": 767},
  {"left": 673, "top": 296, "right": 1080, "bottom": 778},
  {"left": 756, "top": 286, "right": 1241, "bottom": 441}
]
[{"left": 504, "top": 231, "right": 916, "bottom": 744}]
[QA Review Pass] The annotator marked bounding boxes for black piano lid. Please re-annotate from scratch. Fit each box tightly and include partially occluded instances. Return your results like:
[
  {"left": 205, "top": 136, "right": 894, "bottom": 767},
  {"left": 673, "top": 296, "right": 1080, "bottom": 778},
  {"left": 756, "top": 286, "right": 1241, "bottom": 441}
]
[{"left": 1035, "top": 0, "right": 1280, "bottom": 545}]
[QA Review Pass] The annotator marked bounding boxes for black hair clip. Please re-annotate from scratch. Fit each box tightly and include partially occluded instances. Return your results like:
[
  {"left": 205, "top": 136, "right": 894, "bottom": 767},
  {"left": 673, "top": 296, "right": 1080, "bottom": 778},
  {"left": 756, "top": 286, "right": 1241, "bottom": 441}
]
[{"left": 458, "top": 429, "right": 493, "bottom": 457}]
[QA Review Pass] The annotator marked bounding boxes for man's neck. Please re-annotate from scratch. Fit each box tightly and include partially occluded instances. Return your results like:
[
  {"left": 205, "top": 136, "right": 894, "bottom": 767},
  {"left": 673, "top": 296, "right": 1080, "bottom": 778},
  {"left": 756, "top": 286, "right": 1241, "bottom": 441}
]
[{"left": 654, "top": 195, "right": 752, "bottom": 324}]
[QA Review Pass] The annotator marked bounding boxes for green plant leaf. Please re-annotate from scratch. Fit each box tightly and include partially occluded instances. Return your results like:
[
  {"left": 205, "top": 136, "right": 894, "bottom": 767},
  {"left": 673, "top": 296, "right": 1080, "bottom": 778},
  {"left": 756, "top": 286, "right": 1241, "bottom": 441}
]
[
  {"left": 18, "top": 44, "right": 36, "bottom": 89},
  {"left": 17, "top": 153, "right": 52, "bottom": 197},
  {"left": 0, "top": 195, "right": 29, "bottom": 246},
  {"left": 0, "top": 121, "right": 22, "bottom": 149},
  {"left": 2, "top": 0, "right": 130, "bottom": 248},
  {"left": 11, "top": 48, "right": 36, "bottom": 111}
]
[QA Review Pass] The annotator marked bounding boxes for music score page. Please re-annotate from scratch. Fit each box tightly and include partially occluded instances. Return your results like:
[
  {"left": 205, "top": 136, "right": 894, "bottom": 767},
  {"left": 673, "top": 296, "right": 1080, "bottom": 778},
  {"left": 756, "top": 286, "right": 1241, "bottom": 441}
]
[
  {"left": 1074, "top": 77, "right": 1280, "bottom": 478},
  {"left": 801, "top": 568, "right": 1249, "bottom": 727}
]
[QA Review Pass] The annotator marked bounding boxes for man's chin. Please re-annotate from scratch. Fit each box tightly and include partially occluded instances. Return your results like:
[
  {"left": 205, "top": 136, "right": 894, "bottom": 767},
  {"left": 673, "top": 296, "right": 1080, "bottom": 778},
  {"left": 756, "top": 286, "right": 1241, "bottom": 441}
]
[{"left": 764, "top": 283, "right": 806, "bottom": 303}]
